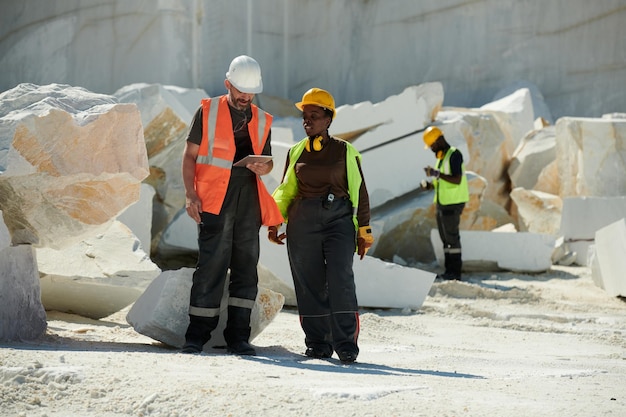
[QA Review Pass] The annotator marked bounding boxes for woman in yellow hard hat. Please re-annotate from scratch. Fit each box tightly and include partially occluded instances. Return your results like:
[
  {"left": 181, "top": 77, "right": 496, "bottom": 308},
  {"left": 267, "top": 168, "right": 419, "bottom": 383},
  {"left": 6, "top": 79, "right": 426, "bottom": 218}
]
[{"left": 268, "top": 88, "right": 373, "bottom": 364}]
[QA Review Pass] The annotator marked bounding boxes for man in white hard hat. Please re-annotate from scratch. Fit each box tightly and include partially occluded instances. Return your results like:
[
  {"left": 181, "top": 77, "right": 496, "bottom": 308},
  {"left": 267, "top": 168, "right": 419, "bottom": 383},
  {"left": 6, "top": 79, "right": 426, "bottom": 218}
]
[{"left": 181, "top": 55, "right": 283, "bottom": 355}]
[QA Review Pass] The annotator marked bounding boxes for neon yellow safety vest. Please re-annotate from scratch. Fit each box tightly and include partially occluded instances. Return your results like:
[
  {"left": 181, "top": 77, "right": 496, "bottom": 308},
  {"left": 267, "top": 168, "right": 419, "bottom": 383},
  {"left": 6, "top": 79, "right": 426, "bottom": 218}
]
[
  {"left": 434, "top": 147, "right": 469, "bottom": 205},
  {"left": 272, "top": 137, "right": 363, "bottom": 230}
]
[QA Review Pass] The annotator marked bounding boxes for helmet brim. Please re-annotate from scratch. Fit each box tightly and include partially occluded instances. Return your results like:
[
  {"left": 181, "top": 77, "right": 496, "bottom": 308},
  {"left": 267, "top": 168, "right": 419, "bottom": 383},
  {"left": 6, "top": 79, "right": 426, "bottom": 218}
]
[
  {"left": 230, "top": 80, "right": 263, "bottom": 94},
  {"left": 295, "top": 101, "right": 335, "bottom": 118}
]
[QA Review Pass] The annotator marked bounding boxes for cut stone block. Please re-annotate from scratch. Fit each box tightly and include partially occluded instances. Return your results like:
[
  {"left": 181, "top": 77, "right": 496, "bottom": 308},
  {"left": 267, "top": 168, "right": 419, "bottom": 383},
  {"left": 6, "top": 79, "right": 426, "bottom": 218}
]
[
  {"left": 329, "top": 83, "right": 444, "bottom": 209},
  {"left": 560, "top": 196, "right": 626, "bottom": 265},
  {"left": 37, "top": 221, "right": 161, "bottom": 319},
  {"left": 591, "top": 219, "right": 626, "bottom": 297},
  {"left": 510, "top": 187, "right": 561, "bottom": 235},
  {"left": 431, "top": 229, "right": 555, "bottom": 272},
  {"left": 0, "top": 210, "right": 10, "bottom": 251},
  {"left": 0, "top": 245, "right": 47, "bottom": 341},
  {"left": 116, "top": 183, "right": 156, "bottom": 254},
  {"left": 259, "top": 231, "right": 436, "bottom": 309},
  {"left": 508, "top": 126, "right": 556, "bottom": 191},
  {"left": 126, "top": 268, "right": 285, "bottom": 350},
  {"left": 556, "top": 118, "right": 626, "bottom": 198}
]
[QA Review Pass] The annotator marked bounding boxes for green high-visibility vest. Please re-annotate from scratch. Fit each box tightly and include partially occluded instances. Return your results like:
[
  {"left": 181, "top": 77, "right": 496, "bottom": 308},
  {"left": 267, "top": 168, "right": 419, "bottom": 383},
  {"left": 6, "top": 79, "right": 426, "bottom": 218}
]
[
  {"left": 434, "top": 147, "right": 469, "bottom": 205},
  {"left": 272, "top": 137, "right": 363, "bottom": 229}
]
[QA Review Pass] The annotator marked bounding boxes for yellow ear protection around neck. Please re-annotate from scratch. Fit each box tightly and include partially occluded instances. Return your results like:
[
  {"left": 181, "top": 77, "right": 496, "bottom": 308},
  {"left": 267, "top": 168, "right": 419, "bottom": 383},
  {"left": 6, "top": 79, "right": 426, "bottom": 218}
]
[
  {"left": 436, "top": 150, "right": 445, "bottom": 159},
  {"left": 305, "top": 135, "right": 323, "bottom": 152}
]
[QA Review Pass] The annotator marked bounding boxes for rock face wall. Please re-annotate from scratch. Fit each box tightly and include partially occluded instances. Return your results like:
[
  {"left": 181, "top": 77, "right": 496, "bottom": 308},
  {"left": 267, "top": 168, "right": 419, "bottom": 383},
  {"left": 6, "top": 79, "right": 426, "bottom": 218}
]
[{"left": 1, "top": 1, "right": 624, "bottom": 119}]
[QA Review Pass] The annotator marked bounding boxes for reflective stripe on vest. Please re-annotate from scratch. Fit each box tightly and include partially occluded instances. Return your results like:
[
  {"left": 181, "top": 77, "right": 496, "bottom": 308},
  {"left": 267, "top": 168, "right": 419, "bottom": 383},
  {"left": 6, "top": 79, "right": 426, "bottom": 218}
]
[{"left": 197, "top": 98, "right": 232, "bottom": 168}]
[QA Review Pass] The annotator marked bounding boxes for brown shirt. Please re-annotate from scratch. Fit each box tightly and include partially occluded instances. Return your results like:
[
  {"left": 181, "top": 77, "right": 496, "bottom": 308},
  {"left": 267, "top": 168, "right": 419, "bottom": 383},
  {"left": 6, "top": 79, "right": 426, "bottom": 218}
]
[{"left": 283, "top": 136, "right": 371, "bottom": 227}]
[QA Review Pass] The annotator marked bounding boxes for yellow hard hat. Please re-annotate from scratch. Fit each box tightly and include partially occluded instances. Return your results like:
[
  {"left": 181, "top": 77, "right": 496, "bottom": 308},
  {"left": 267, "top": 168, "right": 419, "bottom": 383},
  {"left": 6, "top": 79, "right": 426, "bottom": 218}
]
[
  {"left": 295, "top": 88, "right": 336, "bottom": 119},
  {"left": 423, "top": 126, "right": 443, "bottom": 149}
]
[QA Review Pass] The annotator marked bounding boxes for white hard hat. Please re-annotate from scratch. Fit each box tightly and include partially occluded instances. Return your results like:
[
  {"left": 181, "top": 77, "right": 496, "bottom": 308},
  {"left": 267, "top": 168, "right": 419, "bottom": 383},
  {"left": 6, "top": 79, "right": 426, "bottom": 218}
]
[{"left": 226, "top": 55, "right": 263, "bottom": 94}]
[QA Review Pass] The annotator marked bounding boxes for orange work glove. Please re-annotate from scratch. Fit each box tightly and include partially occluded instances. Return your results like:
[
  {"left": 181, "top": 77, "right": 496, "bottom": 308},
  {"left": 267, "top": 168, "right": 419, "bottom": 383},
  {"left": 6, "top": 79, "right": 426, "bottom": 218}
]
[
  {"left": 268, "top": 225, "right": 286, "bottom": 245},
  {"left": 357, "top": 226, "right": 374, "bottom": 260}
]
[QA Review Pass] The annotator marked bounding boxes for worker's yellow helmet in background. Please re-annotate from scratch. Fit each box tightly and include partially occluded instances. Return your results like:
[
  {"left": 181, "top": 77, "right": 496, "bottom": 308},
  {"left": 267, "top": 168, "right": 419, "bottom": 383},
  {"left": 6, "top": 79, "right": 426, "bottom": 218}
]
[
  {"left": 296, "top": 88, "right": 336, "bottom": 119},
  {"left": 423, "top": 126, "right": 443, "bottom": 149}
]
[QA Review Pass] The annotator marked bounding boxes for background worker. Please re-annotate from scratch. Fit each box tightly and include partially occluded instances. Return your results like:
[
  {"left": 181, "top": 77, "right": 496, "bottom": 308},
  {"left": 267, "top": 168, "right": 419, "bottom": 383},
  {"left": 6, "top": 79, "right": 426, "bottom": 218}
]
[
  {"left": 268, "top": 88, "right": 374, "bottom": 364},
  {"left": 422, "top": 126, "right": 469, "bottom": 281},
  {"left": 181, "top": 55, "right": 283, "bottom": 355}
]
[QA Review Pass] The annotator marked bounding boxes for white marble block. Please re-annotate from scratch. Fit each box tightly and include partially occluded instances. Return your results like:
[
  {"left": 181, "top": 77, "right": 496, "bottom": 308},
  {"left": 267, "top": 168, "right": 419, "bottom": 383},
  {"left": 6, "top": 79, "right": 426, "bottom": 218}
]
[
  {"left": 0, "top": 244, "right": 47, "bottom": 341},
  {"left": 126, "top": 268, "right": 285, "bottom": 350},
  {"left": 591, "top": 219, "right": 626, "bottom": 297}
]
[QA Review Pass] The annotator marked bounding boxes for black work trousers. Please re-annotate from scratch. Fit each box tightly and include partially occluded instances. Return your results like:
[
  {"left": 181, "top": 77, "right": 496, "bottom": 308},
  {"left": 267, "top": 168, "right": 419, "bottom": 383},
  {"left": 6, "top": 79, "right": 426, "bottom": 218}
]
[
  {"left": 286, "top": 197, "right": 359, "bottom": 356},
  {"left": 436, "top": 202, "right": 465, "bottom": 276},
  {"left": 185, "top": 167, "right": 261, "bottom": 347}
]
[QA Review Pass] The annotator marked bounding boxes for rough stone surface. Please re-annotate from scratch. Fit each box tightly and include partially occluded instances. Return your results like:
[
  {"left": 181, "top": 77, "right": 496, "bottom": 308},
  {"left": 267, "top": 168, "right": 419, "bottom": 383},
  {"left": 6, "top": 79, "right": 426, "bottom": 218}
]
[
  {"left": 591, "top": 219, "right": 626, "bottom": 297},
  {"left": 556, "top": 117, "right": 626, "bottom": 198},
  {"left": 0, "top": 244, "right": 47, "bottom": 341},
  {"left": 431, "top": 229, "right": 555, "bottom": 273},
  {"left": 0, "top": 83, "right": 149, "bottom": 249},
  {"left": 37, "top": 221, "right": 161, "bottom": 319},
  {"left": 126, "top": 268, "right": 284, "bottom": 349}
]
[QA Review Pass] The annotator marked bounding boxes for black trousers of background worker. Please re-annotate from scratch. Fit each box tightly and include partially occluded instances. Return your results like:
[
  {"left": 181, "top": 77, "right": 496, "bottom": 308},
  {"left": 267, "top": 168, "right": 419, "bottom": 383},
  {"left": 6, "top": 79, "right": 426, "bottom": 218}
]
[
  {"left": 436, "top": 202, "right": 465, "bottom": 276},
  {"left": 286, "top": 196, "right": 360, "bottom": 356},
  {"left": 185, "top": 167, "right": 262, "bottom": 348}
]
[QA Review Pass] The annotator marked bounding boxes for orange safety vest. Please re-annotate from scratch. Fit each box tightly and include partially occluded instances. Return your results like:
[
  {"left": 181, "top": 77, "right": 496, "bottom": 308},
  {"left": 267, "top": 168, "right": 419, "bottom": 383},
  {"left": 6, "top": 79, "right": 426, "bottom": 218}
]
[{"left": 195, "top": 95, "right": 284, "bottom": 226}]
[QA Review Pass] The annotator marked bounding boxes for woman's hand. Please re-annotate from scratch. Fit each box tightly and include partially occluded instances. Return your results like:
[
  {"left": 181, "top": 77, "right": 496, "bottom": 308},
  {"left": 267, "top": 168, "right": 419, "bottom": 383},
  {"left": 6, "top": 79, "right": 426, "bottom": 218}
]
[{"left": 268, "top": 225, "right": 287, "bottom": 245}]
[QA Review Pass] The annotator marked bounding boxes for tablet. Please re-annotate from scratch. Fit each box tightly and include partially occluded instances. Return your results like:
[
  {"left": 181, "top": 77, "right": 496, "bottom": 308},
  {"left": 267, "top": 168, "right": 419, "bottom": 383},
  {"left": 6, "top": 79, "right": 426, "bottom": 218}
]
[{"left": 233, "top": 155, "right": 274, "bottom": 167}]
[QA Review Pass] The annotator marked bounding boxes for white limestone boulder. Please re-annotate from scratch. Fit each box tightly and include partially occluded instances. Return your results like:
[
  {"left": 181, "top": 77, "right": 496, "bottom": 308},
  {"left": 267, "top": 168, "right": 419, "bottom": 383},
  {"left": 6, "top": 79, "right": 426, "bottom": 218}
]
[
  {"left": 114, "top": 83, "right": 207, "bottom": 252},
  {"left": 331, "top": 83, "right": 444, "bottom": 150},
  {"left": 510, "top": 188, "right": 562, "bottom": 235},
  {"left": 0, "top": 210, "right": 47, "bottom": 341},
  {"left": 480, "top": 87, "right": 536, "bottom": 150},
  {"left": 114, "top": 83, "right": 207, "bottom": 158},
  {"left": 36, "top": 220, "right": 161, "bottom": 319},
  {"left": 328, "top": 83, "right": 444, "bottom": 208},
  {"left": 492, "top": 81, "right": 553, "bottom": 125},
  {"left": 116, "top": 183, "right": 156, "bottom": 254},
  {"left": 560, "top": 196, "right": 626, "bottom": 265},
  {"left": 590, "top": 219, "right": 626, "bottom": 297},
  {"left": 431, "top": 229, "right": 555, "bottom": 273},
  {"left": 0, "top": 244, "right": 47, "bottom": 341},
  {"left": 0, "top": 83, "right": 149, "bottom": 249},
  {"left": 508, "top": 126, "right": 556, "bottom": 191},
  {"left": 0, "top": 210, "right": 9, "bottom": 251},
  {"left": 126, "top": 268, "right": 285, "bottom": 349},
  {"left": 156, "top": 207, "right": 197, "bottom": 257},
  {"left": 556, "top": 117, "right": 626, "bottom": 198}
]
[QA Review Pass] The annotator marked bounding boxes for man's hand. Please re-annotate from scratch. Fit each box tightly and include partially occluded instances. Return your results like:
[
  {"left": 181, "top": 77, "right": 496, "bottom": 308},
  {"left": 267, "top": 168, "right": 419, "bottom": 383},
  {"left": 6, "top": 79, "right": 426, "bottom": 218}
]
[
  {"left": 268, "top": 225, "right": 286, "bottom": 245},
  {"left": 185, "top": 193, "right": 202, "bottom": 224},
  {"left": 357, "top": 226, "right": 374, "bottom": 260},
  {"left": 247, "top": 161, "right": 273, "bottom": 176},
  {"left": 420, "top": 180, "right": 434, "bottom": 190},
  {"left": 424, "top": 166, "right": 440, "bottom": 178}
]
